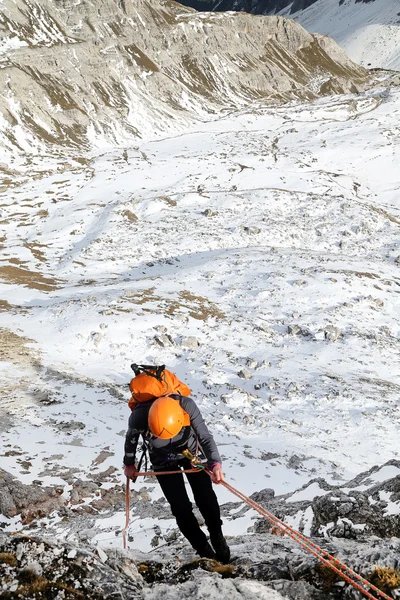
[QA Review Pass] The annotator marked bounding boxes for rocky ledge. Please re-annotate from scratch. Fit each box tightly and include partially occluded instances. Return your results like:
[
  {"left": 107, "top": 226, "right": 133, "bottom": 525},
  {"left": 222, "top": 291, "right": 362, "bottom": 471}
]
[{"left": 1, "top": 532, "right": 400, "bottom": 599}]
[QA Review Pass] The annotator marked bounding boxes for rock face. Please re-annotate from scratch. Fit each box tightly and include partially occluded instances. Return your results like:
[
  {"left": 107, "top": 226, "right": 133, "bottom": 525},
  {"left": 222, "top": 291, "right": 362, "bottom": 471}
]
[
  {"left": 0, "top": 469, "right": 64, "bottom": 524},
  {"left": 0, "top": 0, "right": 368, "bottom": 159}
]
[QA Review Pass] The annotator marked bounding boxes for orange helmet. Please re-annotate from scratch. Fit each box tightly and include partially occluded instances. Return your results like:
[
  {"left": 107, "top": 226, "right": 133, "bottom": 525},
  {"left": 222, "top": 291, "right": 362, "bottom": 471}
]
[{"left": 148, "top": 397, "right": 188, "bottom": 439}]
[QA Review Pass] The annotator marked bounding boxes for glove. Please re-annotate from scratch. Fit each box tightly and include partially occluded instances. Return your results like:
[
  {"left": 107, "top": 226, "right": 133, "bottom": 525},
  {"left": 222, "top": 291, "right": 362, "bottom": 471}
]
[
  {"left": 124, "top": 464, "right": 138, "bottom": 482},
  {"left": 210, "top": 463, "right": 224, "bottom": 484}
]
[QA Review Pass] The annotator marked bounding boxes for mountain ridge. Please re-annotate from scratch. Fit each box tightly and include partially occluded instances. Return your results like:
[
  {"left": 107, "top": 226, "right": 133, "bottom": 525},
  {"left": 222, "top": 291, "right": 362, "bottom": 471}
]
[
  {"left": 174, "top": 0, "right": 400, "bottom": 70},
  {"left": 174, "top": 0, "right": 381, "bottom": 16},
  {"left": 0, "top": 0, "right": 369, "bottom": 161}
]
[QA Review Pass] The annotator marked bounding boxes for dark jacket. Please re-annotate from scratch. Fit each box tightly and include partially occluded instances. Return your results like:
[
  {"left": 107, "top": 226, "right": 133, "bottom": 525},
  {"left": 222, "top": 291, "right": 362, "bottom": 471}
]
[{"left": 124, "top": 395, "right": 221, "bottom": 469}]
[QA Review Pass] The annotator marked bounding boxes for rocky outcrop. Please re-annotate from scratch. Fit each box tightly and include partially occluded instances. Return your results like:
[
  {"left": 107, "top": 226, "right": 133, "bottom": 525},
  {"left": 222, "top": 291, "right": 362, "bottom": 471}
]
[
  {"left": 1, "top": 532, "right": 399, "bottom": 599},
  {"left": 0, "top": 469, "right": 64, "bottom": 524},
  {"left": 252, "top": 460, "right": 400, "bottom": 541},
  {"left": 0, "top": 0, "right": 369, "bottom": 158},
  {"left": 0, "top": 534, "right": 143, "bottom": 599},
  {"left": 1, "top": 462, "right": 400, "bottom": 598},
  {"left": 0, "top": 467, "right": 127, "bottom": 523}
]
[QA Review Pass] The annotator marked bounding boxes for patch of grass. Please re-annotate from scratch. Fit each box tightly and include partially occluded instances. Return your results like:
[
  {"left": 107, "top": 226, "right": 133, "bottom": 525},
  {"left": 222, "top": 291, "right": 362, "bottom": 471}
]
[
  {"left": 0, "top": 266, "right": 62, "bottom": 291},
  {"left": 17, "top": 575, "right": 86, "bottom": 598},
  {"left": 137, "top": 561, "right": 164, "bottom": 584},
  {"left": 23, "top": 242, "right": 48, "bottom": 263},
  {"left": 92, "top": 79, "right": 129, "bottom": 109},
  {"left": 159, "top": 195, "right": 177, "bottom": 207},
  {"left": 313, "top": 562, "right": 341, "bottom": 589},
  {"left": 16, "top": 66, "right": 82, "bottom": 111},
  {"left": 120, "top": 288, "right": 225, "bottom": 321},
  {"left": 122, "top": 210, "right": 138, "bottom": 222},
  {"left": 177, "top": 558, "right": 236, "bottom": 578},
  {"left": 0, "top": 300, "right": 13, "bottom": 312},
  {"left": 0, "top": 552, "right": 17, "bottom": 567},
  {"left": 369, "top": 567, "right": 400, "bottom": 593}
]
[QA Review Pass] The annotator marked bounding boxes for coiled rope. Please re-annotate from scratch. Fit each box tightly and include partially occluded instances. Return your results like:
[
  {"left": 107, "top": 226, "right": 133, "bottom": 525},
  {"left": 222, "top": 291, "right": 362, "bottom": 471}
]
[{"left": 123, "top": 460, "right": 393, "bottom": 600}]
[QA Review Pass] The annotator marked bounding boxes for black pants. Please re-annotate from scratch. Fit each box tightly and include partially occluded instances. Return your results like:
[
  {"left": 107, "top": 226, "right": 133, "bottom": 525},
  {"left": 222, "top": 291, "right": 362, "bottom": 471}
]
[{"left": 156, "top": 460, "right": 222, "bottom": 550}]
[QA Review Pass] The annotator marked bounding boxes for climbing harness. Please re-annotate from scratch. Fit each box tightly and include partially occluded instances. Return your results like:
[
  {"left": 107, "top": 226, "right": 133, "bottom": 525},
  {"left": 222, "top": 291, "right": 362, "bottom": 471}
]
[{"left": 123, "top": 453, "right": 393, "bottom": 600}]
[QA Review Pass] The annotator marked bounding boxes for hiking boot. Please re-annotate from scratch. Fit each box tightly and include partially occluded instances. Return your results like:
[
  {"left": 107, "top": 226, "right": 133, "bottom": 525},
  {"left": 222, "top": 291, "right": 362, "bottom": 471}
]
[
  {"left": 210, "top": 531, "right": 230, "bottom": 563},
  {"left": 194, "top": 541, "right": 216, "bottom": 559}
]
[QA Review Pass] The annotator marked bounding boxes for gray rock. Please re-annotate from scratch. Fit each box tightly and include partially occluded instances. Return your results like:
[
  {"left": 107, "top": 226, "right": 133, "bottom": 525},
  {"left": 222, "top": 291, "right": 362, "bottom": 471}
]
[
  {"left": 250, "top": 488, "right": 275, "bottom": 503},
  {"left": 260, "top": 453, "right": 280, "bottom": 462},
  {"left": 292, "top": 280, "right": 307, "bottom": 287},
  {"left": 154, "top": 334, "right": 175, "bottom": 347},
  {"left": 180, "top": 336, "right": 200, "bottom": 349},
  {"left": 243, "top": 226, "right": 262, "bottom": 234},
  {"left": 258, "top": 323, "right": 275, "bottom": 336},
  {"left": 246, "top": 359, "right": 258, "bottom": 369},
  {"left": 0, "top": 534, "right": 143, "bottom": 598},
  {"left": 269, "top": 579, "right": 323, "bottom": 599},
  {"left": 287, "top": 455, "right": 303, "bottom": 469},
  {"left": 0, "top": 468, "right": 64, "bottom": 521},
  {"left": 287, "top": 324, "right": 302, "bottom": 335},
  {"left": 324, "top": 325, "right": 341, "bottom": 342},
  {"left": 238, "top": 368, "right": 253, "bottom": 380}
]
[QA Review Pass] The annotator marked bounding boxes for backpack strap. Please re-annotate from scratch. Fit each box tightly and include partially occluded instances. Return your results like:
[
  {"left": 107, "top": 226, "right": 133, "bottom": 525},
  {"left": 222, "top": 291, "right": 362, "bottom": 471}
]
[
  {"left": 169, "top": 393, "right": 191, "bottom": 427},
  {"left": 136, "top": 432, "right": 150, "bottom": 473}
]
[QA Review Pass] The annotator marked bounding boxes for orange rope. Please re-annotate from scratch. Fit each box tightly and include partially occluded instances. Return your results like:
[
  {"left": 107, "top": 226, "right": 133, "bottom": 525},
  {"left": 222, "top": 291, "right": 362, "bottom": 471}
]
[
  {"left": 219, "top": 479, "right": 392, "bottom": 600},
  {"left": 136, "top": 468, "right": 202, "bottom": 476},
  {"left": 123, "top": 477, "right": 130, "bottom": 550}
]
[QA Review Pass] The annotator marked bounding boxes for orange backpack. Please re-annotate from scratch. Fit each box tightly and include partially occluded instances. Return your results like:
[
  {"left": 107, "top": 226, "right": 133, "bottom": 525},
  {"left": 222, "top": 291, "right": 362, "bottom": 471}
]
[{"left": 128, "top": 364, "right": 191, "bottom": 429}]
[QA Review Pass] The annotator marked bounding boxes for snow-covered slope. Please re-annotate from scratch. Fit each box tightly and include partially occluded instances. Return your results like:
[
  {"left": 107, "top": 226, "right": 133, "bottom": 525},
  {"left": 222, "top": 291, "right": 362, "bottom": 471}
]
[{"left": 280, "top": 0, "right": 400, "bottom": 71}]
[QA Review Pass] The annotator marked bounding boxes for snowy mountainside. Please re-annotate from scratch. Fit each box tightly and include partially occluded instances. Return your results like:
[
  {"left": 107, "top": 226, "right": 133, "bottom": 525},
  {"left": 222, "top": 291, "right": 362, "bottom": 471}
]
[
  {"left": 282, "top": 0, "right": 400, "bottom": 71},
  {"left": 176, "top": 0, "right": 400, "bottom": 71},
  {"left": 0, "top": 0, "right": 369, "bottom": 162}
]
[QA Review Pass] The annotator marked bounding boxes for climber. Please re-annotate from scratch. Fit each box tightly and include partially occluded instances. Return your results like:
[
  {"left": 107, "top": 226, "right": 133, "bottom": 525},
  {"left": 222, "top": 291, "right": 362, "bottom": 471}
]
[{"left": 123, "top": 364, "right": 230, "bottom": 563}]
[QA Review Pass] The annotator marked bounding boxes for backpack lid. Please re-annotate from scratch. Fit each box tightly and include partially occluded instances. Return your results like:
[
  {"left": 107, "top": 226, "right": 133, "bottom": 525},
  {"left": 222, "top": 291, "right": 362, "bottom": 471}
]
[{"left": 128, "top": 364, "right": 191, "bottom": 408}]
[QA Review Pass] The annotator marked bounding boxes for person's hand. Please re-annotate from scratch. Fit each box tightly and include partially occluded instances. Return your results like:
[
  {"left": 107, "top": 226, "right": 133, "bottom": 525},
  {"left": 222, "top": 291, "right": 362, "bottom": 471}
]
[
  {"left": 210, "top": 463, "right": 224, "bottom": 484},
  {"left": 124, "top": 464, "right": 138, "bottom": 481}
]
